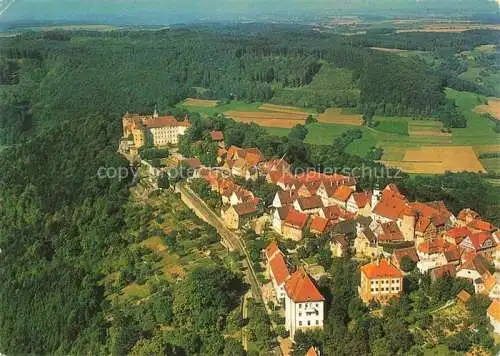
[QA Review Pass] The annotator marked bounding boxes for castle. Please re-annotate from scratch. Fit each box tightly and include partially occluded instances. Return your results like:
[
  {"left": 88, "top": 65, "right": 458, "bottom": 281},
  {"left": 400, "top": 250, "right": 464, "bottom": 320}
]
[{"left": 122, "top": 110, "right": 191, "bottom": 148}]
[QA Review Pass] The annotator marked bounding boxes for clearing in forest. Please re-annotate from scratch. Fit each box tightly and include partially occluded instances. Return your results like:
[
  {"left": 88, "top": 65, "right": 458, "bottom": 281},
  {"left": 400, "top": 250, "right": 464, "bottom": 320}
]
[
  {"left": 318, "top": 108, "right": 363, "bottom": 126},
  {"left": 382, "top": 146, "right": 485, "bottom": 174},
  {"left": 183, "top": 98, "right": 218, "bottom": 107},
  {"left": 474, "top": 99, "right": 500, "bottom": 120},
  {"left": 408, "top": 120, "right": 449, "bottom": 137}
]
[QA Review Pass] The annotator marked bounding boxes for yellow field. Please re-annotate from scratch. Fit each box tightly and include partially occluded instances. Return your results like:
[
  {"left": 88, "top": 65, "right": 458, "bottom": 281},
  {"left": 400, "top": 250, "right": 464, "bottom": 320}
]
[
  {"left": 183, "top": 98, "right": 218, "bottom": 107},
  {"left": 474, "top": 145, "right": 500, "bottom": 154},
  {"left": 258, "top": 104, "right": 309, "bottom": 115},
  {"left": 408, "top": 120, "right": 448, "bottom": 137},
  {"left": 224, "top": 110, "right": 306, "bottom": 128},
  {"left": 318, "top": 108, "right": 363, "bottom": 126},
  {"left": 474, "top": 99, "right": 500, "bottom": 120},
  {"left": 382, "top": 146, "right": 486, "bottom": 174}
]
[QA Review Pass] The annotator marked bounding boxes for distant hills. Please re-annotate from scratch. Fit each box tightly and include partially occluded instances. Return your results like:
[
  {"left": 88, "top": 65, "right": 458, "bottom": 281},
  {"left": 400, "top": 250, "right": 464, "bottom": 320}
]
[{"left": 0, "top": 0, "right": 498, "bottom": 28}]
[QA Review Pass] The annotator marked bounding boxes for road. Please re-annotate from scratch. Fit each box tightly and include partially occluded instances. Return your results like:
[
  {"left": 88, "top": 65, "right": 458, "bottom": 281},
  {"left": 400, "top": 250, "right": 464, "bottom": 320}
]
[{"left": 176, "top": 183, "right": 265, "bottom": 306}]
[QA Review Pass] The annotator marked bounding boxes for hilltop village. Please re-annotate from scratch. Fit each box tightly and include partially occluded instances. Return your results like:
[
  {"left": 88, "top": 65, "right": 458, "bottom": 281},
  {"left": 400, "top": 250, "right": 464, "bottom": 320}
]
[{"left": 120, "top": 112, "right": 500, "bottom": 353}]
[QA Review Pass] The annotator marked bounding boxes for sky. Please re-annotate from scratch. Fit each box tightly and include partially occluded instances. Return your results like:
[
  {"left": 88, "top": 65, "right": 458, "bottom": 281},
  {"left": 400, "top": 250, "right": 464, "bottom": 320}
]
[{"left": 0, "top": 0, "right": 498, "bottom": 25}]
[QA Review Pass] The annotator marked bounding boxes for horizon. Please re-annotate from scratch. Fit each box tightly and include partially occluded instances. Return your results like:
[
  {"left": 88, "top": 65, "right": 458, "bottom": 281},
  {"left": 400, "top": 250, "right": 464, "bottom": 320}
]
[{"left": 0, "top": 0, "right": 498, "bottom": 27}]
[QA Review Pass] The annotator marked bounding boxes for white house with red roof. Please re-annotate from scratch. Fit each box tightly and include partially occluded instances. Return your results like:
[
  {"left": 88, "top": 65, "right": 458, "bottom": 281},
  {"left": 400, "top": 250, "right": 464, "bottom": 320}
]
[
  {"left": 265, "top": 241, "right": 291, "bottom": 304},
  {"left": 282, "top": 209, "right": 310, "bottom": 241},
  {"left": 359, "top": 259, "right": 404, "bottom": 305},
  {"left": 459, "top": 231, "right": 497, "bottom": 256},
  {"left": 347, "top": 191, "right": 372, "bottom": 216},
  {"left": 284, "top": 269, "right": 325, "bottom": 339}
]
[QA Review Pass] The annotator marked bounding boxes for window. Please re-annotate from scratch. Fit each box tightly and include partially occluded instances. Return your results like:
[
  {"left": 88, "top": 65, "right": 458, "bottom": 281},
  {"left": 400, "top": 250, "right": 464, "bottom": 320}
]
[
  {"left": 299, "top": 321, "right": 302, "bottom": 326},
  {"left": 298, "top": 312, "right": 302, "bottom": 317},
  {"left": 308, "top": 321, "right": 311, "bottom": 326},
  {"left": 316, "top": 320, "right": 319, "bottom": 325},
  {"left": 299, "top": 304, "right": 302, "bottom": 309}
]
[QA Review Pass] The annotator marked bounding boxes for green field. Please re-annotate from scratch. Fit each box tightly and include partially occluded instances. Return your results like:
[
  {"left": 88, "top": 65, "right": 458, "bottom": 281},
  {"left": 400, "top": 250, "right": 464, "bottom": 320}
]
[{"left": 178, "top": 100, "right": 263, "bottom": 116}]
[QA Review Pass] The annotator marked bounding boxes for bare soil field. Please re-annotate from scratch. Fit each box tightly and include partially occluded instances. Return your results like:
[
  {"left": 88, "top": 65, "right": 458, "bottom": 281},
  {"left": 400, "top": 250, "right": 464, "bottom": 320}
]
[
  {"left": 474, "top": 99, "right": 500, "bottom": 120},
  {"left": 224, "top": 110, "right": 306, "bottom": 128},
  {"left": 184, "top": 98, "right": 218, "bottom": 107},
  {"left": 382, "top": 146, "right": 485, "bottom": 174},
  {"left": 318, "top": 108, "right": 363, "bottom": 126},
  {"left": 259, "top": 104, "right": 309, "bottom": 115}
]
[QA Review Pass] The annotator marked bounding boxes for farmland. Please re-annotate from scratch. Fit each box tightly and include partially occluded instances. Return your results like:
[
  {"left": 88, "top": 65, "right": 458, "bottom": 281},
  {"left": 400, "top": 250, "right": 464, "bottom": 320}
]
[
  {"left": 474, "top": 99, "right": 500, "bottom": 120},
  {"left": 181, "top": 88, "right": 498, "bottom": 174}
]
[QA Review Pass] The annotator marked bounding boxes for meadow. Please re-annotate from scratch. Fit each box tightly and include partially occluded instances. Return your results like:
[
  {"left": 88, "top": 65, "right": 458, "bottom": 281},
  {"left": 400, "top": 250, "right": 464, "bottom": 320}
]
[{"left": 180, "top": 87, "right": 499, "bottom": 174}]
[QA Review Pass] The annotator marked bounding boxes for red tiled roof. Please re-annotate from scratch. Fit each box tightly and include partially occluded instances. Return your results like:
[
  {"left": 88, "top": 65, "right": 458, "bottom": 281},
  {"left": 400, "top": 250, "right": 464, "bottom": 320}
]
[
  {"left": 458, "top": 253, "right": 490, "bottom": 275},
  {"left": 306, "top": 347, "right": 319, "bottom": 356},
  {"left": 484, "top": 273, "right": 497, "bottom": 292},
  {"left": 487, "top": 300, "right": 500, "bottom": 321},
  {"left": 464, "top": 232, "right": 495, "bottom": 251},
  {"left": 392, "top": 247, "right": 419, "bottom": 265},
  {"left": 284, "top": 210, "right": 309, "bottom": 230},
  {"left": 468, "top": 219, "right": 495, "bottom": 232},
  {"left": 333, "top": 185, "right": 353, "bottom": 202},
  {"left": 410, "top": 201, "right": 452, "bottom": 232},
  {"left": 233, "top": 202, "right": 257, "bottom": 216},
  {"left": 310, "top": 216, "right": 329, "bottom": 234},
  {"left": 269, "top": 251, "right": 290, "bottom": 285},
  {"left": 142, "top": 116, "right": 191, "bottom": 128},
  {"left": 430, "top": 263, "right": 456, "bottom": 280},
  {"left": 210, "top": 131, "right": 224, "bottom": 141},
  {"left": 183, "top": 157, "right": 201, "bottom": 169},
  {"left": 322, "top": 205, "right": 354, "bottom": 221},
  {"left": 265, "top": 241, "right": 280, "bottom": 260},
  {"left": 372, "top": 186, "right": 409, "bottom": 221},
  {"left": 458, "top": 208, "right": 480, "bottom": 222},
  {"left": 378, "top": 221, "right": 404, "bottom": 242},
  {"left": 276, "top": 206, "right": 291, "bottom": 220},
  {"left": 445, "top": 227, "right": 472, "bottom": 244},
  {"left": 296, "top": 196, "right": 323, "bottom": 210},
  {"left": 277, "top": 190, "right": 297, "bottom": 205},
  {"left": 444, "top": 245, "right": 462, "bottom": 262},
  {"left": 285, "top": 269, "right": 325, "bottom": 302},
  {"left": 352, "top": 191, "right": 372, "bottom": 208},
  {"left": 456, "top": 289, "right": 471, "bottom": 303},
  {"left": 418, "top": 238, "right": 449, "bottom": 255},
  {"left": 360, "top": 259, "right": 403, "bottom": 279}
]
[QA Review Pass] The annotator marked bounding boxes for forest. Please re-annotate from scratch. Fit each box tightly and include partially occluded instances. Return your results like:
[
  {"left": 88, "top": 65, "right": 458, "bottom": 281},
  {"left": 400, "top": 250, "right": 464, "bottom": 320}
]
[
  {"left": 0, "top": 24, "right": 499, "bottom": 354},
  {"left": 0, "top": 26, "right": 498, "bottom": 144}
]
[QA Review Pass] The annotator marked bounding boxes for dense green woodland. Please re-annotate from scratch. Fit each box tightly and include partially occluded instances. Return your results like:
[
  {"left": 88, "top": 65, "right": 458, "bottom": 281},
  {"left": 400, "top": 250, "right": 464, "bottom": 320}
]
[
  {"left": 0, "top": 25, "right": 499, "bottom": 354},
  {"left": 0, "top": 27, "right": 498, "bottom": 144}
]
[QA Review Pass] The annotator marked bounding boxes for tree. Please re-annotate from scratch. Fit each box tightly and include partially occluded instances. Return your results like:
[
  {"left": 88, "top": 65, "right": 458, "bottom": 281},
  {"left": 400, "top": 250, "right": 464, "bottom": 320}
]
[
  {"left": 305, "top": 115, "right": 317, "bottom": 125},
  {"left": 288, "top": 124, "right": 309, "bottom": 141},
  {"left": 158, "top": 172, "right": 170, "bottom": 189},
  {"left": 400, "top": 256, "right": 416, "bottom": 272},
  {"left": 223, "top": 339, "right": 246, "bottom": 356},
  {"left": 316, "top": 249, "right": 332, "bottom": 270}
]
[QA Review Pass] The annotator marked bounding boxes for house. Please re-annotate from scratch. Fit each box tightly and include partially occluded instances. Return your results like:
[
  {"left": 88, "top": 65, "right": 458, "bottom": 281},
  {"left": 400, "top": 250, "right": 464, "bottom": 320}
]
[
  {"left": 359, "top": 259, "right": 404, "bottom": 305},
  {"left": 330, "top": 185, "right": 354, "bottom": 208},
  {"left": 459, "top": 231, "right": 497, "bottom": 256},
  {"left": 410, "top": 201, "right": 453, "bottom": 240},
  {"left": 456, "top": 253, "right": 491, "bottom": 294},
  {"left": 265, "top": 242, "right": 290, "bottom": 304},
  {"left": 182, "top": 157, "right": 202, "bottom": 169},
  {"left": 416, "top": 238, "right": 451, "bottom": 273},
  {"left": 222, "top": 202, "right": 258, "bottom": 230},
  {"left": 310, "top": 216, "right": 329, "bottom": 235},
  {"left": 272, "top": 206, "right": 290, "bottom": 234},
  {"left": 260, "top": 159, "right": 291, "bottom": 175},
  {"left": 456, "top": 289, "right": 472, "bottom": 308},
  {"left": 443, "top": 226, "right": 472, "bottom": 245},
  {"left": 354, "top": 223, "right": 382, "bottom": 258},
  {"left": 391, "top": 247, "right": 419, "bottom": 271},
  {"left": 330, "top": 234, "right": 349, "bottom": 258},
  {"left": 316, "top": 182, "right": 338, "bottom": 207},
  {"left": 294, "top": 196, "right": 323, "bottom": 214},
  {"left": 347, "top": 191, "right": 372, "bottom": 216},
  {"left": 375, "top": 221, "right": 405, "bottom": 243},
  {"left": 272, "top": 190, "right": 297, "bottom": 208},
  {"left": 228, "top": 188, "right": 254, "bottom": 206},
  {"left": 319, "top": 205, "right": 355, "bottom": 222},
  {"left": 429, "top": 263, "right": 456, "bottom": 282},
  {"left": 210, "top": 131, "right": 224, "bottom": 147},
  {"left": 284, "top": 269, "right": 325, "bottom": 339},
  {"left": 487, "top": 300, "right": 500, "bottom": 334},
  {"left": 282, "top": 210, "right": 309, "bottom": 241},
  {"left": 371, "top": 185, "right": 416, "bottom": 241}
]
